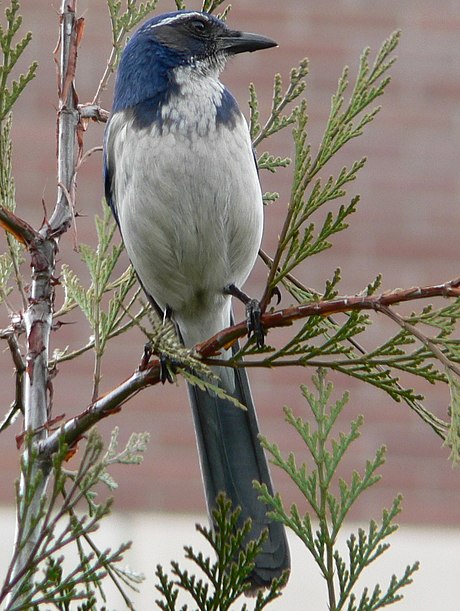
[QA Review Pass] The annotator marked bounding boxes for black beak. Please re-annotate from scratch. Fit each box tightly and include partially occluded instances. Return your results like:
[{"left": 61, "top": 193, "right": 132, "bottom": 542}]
[{"left": 218, "top": 29, "right": 278, "bottom": 55}]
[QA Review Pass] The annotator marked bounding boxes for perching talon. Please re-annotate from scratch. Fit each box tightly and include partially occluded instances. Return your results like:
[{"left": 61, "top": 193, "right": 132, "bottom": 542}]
[
  {"left": 159, "top": 353, "right": 176, "bottom": 385},
  {"left": 224, "top": 283, "right": 265, "bottom": 348},
  {"left": 246, "top": 298, "right": 265, "bottom": 348}
]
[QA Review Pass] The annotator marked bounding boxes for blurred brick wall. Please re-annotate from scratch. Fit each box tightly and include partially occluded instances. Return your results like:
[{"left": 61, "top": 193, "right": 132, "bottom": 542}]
[{"left": 0, "top": 0, "right": 459, "bottom": 525}]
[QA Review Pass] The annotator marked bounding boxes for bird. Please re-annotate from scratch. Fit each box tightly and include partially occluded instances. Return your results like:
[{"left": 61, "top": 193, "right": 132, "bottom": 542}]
[{"left": 103, "top": 10, "right": 290, "bottom": 589}]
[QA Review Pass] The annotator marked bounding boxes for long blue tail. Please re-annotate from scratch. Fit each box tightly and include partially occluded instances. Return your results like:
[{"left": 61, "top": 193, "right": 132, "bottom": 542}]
[{"left": 187, "top": 351, "right": 290, "bottom": 589}]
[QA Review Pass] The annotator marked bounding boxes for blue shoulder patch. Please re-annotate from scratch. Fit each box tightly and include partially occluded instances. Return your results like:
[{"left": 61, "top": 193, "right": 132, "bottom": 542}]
[
  {"left": 215, "top": 88, "right": 240, "bottom": 129},
  {"left": 131, "top": 91, "right": 173, "bottom": 131}
]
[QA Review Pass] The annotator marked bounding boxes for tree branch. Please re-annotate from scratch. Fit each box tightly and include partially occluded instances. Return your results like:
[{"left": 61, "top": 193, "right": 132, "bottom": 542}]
[
  {"left": 7, "top": 0, "right": 82, "bottom": 602},
  {"left": 34, "top": 276, "right": 460, "bottom": 453},
  {"left": 0, "top": 205, "right": 40, "bottom": 246},
  {"left": 200, "top": 277, "right": 460, "bottom": 356},
  {"left": 40, "top": 359, "right": 161, "bottom": 457}
]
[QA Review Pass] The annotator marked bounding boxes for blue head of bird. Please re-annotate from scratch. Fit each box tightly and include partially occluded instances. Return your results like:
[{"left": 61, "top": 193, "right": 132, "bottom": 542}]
[{"left": 112, "top": 10, "right": 277, "bottom": 118}]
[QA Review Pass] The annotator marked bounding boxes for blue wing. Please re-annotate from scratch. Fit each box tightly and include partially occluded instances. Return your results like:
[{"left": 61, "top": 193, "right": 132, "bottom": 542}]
[{"left": 103, "top": 118, "right": 119, "bottom": 226}]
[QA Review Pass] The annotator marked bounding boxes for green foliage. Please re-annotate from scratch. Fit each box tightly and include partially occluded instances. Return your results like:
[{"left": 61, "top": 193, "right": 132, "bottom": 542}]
[
  {"left": 155, "top": 494, "right": 288, "bottom": 610},
  {"left": 0, "top": 114, "right": 15, "bottom": 212},
  {"left": 174, "top": 1, "right": 230, "bottom": 18},
  {"left": 445, "top": 369, "right": 460, "bottom": 463},
  {"left": 250, "top": 59, "right": 309, "bottom": 146},
  {"left": 0, "top": 0, "right": 37, "bottom": 120},
  {"left": 228, "top": 30, "right": 457, "bottom": 444},
  {"left": 267, "top": 32, "right": 400, "bottom": 295},
  {"left": 97, "top": 0, "right": 159, "bottom": 102},
  {"left": 201, "top": 0, "right": 228, "bottom": 15},
  {"left": 0, "top": 0, "right": 455, "bottom": 608},
  {"left": 0, "top": 109, "right": 23, "bottom": 308},
  {"left": 256, "top": 371, "right": 419, "bottom": 610},
  {"left": 60, "top": 205, "right": 138, "bottom": 344},
  {"left": 0, "top": 249, "right": 14, "bottom": 305},
  {"left": 1, "top": 429, "right": 148, "bottom": 610},
  {"left": 107, "top": 0, "right": 159, "bottom": 53},
  {"left": 57, "top": 204, "right": 147, "bottom": 397},
  {"left": 134, "top": 310, "right": 247, "bottom": 410}
]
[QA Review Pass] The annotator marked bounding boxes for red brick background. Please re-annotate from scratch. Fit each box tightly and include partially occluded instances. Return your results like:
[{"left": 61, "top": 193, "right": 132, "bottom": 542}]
[{"left": 0, "top": 0, "right": 459, "bottom": 527}]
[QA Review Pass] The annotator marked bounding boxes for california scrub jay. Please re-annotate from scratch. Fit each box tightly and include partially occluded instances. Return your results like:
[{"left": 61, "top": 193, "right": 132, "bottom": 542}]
[{"left": 104, "top": 10, "right": 290, "bottom": 588}]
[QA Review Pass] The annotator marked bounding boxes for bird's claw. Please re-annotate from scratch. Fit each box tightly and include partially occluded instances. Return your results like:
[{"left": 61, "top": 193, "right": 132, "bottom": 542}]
[
  {"left": 224, "top": 283, "right": 265, "bottom": 348},
  {"left": 159, "top": 354, "right": 176, "bottom": 384},
  {"left": 246, "top": 298, "right": 264, "bottom": 348},
  {"left": 139, "top": 341, "right": 176, "bottom": 384}
]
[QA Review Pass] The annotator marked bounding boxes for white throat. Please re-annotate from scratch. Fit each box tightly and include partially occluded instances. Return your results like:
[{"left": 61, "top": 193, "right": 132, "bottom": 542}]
[{"left": 161, "top": 63, "right": 226, "bottom": 137}]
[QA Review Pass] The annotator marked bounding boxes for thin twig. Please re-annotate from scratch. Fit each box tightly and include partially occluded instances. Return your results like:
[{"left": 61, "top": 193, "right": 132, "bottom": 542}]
[
  {"left": 78, "top": 103, "right": 109, "bottom": 122},
  {"left": 252, "top": 75, "right": 302, "bottom": 149},
  {"left": 39, "top": 359, "right": 161, "bottom": 458},
  {"left": 377, "top": 304, "right": 460, "bottom": 378}
]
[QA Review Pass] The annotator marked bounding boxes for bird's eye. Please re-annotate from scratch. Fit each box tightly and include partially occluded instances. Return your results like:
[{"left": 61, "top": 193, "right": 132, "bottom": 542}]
[{"left": 190, "top": 19, "right": 207, "bottom": 33}]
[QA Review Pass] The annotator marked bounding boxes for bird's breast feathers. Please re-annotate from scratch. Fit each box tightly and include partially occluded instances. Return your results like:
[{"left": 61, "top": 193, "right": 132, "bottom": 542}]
[{"left": 105, "top": 75, "right": 263, "bottom": 326}]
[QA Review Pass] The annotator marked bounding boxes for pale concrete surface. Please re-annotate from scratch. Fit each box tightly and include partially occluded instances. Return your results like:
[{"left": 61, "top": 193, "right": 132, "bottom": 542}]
[{"left": 1, "top": 507, "right": 458, "bottom": 609}]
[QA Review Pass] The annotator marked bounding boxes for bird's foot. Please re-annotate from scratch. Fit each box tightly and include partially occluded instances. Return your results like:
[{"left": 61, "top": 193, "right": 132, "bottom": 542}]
[
  {"left": 224, "top": 283, "right": 265, "bottom": 348},
  {"left": 159, "top": 353, "right": 176, "bottom": 384},
  {"left": 139, "top": 341, "right": 176, "bottom": 384}
]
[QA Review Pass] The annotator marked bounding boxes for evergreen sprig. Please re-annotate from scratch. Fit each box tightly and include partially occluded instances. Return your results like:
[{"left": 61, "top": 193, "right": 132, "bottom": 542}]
[
  {"left": 0, "top": 49, "right": 28, "bottom": 307},
  {"left": 201, "top": 0, "right": 229, "bottom": 15},
  {"left": 58, "top": 204, "right": 147, "bottom": 396},
  {"left": 93, "top": 0, "right": 158, "bottom": 102},
  {"left": 0, "top": 250, "right": 14, "bottom": 305},
  {"left": 0, "top": 0, "right": 37, "bottom": 120},
  {"left": 316, "top": 31, "right": 400, "bottom": 169},
  {"left": 133, "top": 308, "right": 247, "bottom": 410},
  {"left": 107, "top": 0, "right": 159, "bottom": 52},
  {"left": 250, "top": 59, "right": 309, "bottom": 146},
  {"left": 0, "top": 109, "right": 22, "bottom": 309},
  {"left": 1, "top": 429, "right": 148, "bottom": 610},
  {"left": 256, "top": 371, "right": 419, "bottom": 610},
  {"left": 258, "top": 32, "right": 399, "bottom": 307},
  {"left": 445, "top": 369, "right": 460, "bottom": 463},
  {"left": 155, "top": 494, "right": 288, "bottom": 610}
]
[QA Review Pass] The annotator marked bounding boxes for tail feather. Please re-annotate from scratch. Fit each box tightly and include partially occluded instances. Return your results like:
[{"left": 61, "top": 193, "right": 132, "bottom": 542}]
[{"left": 187, "top": 351, "right": 290, "bottom": 588}]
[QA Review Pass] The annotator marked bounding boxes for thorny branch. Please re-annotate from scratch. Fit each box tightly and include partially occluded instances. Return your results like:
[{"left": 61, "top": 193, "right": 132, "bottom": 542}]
[{"left": 7, "top": 0, "right": 83, "bottom": 602}]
